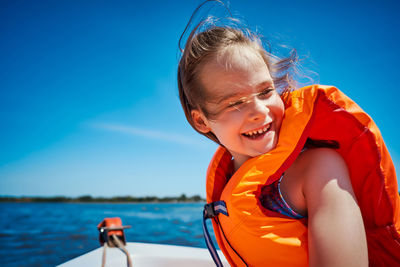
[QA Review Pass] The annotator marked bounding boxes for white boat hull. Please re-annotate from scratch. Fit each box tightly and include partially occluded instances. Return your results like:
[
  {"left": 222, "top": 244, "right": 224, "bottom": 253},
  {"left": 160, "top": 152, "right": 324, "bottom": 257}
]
[{"left": 58, "top": 242, "right": 229, "bottom": 266}]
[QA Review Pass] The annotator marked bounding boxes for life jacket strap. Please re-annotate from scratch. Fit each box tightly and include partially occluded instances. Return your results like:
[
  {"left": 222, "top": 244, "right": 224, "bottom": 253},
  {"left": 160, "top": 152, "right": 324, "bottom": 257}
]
[{"left": 203, "top": 201, "right": 228, "bottom": 267}]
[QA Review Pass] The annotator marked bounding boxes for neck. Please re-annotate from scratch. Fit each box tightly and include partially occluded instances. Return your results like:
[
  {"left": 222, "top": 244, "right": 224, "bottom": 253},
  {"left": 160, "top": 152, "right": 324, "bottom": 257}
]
[{"left": 231, "top": 152, "right": 251, "bottom": 172}]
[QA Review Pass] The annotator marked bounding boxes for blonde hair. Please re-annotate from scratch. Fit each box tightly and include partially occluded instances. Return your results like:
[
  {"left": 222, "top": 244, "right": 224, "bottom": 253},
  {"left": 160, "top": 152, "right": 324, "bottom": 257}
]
[{"left": 178, "top": 10, "right": 298, "bottom": 144}]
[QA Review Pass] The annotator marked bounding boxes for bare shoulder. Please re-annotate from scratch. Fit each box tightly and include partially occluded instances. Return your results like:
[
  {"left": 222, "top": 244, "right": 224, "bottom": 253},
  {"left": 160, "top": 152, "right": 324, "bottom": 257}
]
[
  {"left": 281, "top": 148, "right": 351, "bottom": 217},
  {"left": 298, "top": 147, "right": 352, "bottom": 196},
  {"left": 301, "top": 147, "right": 348, "bottom": 174}
]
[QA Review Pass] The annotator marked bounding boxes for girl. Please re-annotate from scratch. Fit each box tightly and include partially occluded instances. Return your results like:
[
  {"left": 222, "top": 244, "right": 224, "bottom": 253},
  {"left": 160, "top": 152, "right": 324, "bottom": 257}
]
[{"left": 178, "top": 2, "right": 400, "bottom": 266}]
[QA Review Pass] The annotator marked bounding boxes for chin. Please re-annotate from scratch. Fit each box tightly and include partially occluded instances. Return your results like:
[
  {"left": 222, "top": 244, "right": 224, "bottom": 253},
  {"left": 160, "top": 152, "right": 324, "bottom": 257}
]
[
  {"left": 248, "top": 148, "right": 270, "bottom": 158},
  {"left": 256, "top": 143, "right": 276, "bottom": 156}
]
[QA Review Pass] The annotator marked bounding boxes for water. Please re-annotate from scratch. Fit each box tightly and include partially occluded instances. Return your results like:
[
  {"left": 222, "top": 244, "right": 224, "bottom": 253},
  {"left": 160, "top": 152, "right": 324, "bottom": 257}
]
[{"left": 0, "top": 202, "right": 215, "bottom": 267}]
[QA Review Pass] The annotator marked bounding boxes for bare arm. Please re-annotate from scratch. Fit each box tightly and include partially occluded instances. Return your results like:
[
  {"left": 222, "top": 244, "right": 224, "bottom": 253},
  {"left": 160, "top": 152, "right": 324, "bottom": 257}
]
[{"left": 303, "top": 148, "right": 368, "bottom": 267}]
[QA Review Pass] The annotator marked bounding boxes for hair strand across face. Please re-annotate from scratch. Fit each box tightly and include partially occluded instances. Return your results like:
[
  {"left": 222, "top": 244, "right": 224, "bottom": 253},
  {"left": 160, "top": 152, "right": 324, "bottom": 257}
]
[{"left": 177, "top": 1, "right": 301, "bottom": 144}]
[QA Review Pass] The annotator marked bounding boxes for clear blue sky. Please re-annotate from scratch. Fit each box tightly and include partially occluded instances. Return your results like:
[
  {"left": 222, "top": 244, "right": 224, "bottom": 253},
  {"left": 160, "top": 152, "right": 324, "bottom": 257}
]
[{"left": 1, "top": 0, "right": 399, "bottom": 197}]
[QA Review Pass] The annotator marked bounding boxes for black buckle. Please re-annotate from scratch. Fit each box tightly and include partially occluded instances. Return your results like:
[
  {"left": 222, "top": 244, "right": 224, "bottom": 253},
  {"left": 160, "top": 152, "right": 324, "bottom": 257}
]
[{"left": 204, "top": 203, "right": 216, "bottom": 219}]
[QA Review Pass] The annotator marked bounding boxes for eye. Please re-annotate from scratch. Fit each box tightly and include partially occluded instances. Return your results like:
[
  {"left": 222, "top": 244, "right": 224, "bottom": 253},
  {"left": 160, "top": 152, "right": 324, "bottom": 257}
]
[
  {"left": 227, "top": 98, "right": 246, "bottom": 109},
  {"left": 257, "top": 88, "right": 274, "bottom": 99}
]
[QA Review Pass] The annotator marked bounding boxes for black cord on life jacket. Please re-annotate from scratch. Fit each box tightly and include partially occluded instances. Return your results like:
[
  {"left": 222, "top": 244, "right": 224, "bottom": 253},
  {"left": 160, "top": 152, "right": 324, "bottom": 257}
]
[{"left": 203, "top": 201, "right": 249, "bottom": 267}]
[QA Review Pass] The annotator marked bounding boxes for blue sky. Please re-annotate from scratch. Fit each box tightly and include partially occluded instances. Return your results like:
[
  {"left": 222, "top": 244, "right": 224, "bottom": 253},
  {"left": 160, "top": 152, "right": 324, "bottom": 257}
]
[{"left": 1, "top": 0, "right": 399, "bottom": 197}]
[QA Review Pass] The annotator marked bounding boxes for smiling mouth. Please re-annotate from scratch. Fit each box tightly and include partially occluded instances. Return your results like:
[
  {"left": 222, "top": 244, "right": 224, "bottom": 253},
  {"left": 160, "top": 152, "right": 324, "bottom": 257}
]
[{"left": 242, "top": 124, "right": 271, "bottom": 139}]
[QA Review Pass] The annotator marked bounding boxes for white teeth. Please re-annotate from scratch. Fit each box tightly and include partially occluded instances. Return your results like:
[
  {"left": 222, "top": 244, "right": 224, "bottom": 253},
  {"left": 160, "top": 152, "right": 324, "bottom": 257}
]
[{"left": 244, "top": 125, "right": 270, "bottom": 136}]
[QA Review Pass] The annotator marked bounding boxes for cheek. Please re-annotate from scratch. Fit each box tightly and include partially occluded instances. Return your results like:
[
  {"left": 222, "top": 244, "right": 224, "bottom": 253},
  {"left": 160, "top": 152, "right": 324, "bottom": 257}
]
[
  {"left": 209, "top": 114, "right": 242, "bottom": 138},
  {"left": 272, "top": 99, "right": 285, "bottom": 124}
]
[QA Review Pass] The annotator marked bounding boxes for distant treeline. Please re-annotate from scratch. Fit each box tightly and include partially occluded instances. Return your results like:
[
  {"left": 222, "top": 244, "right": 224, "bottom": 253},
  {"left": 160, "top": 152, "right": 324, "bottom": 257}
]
[{"left": 0, "top": 194, "right": 205, "bottom": 203}]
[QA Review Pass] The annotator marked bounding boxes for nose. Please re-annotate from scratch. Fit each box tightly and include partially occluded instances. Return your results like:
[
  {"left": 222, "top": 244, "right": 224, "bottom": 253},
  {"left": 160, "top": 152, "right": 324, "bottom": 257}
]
[{"left": 247, "top": 98, "right": 268, "bottom": 121}]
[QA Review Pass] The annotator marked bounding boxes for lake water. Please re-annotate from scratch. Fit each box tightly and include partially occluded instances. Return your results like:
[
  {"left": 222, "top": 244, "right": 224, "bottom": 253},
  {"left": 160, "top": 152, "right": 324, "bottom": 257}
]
[{"left": 0, "top": 202, "right": 216, "bottom": 267}]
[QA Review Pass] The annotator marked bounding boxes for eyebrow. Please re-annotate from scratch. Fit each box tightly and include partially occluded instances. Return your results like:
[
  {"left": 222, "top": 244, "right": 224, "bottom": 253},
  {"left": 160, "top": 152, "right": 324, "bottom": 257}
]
[{"left": 213, "top": 81, "right": 274, "bottom": 104}]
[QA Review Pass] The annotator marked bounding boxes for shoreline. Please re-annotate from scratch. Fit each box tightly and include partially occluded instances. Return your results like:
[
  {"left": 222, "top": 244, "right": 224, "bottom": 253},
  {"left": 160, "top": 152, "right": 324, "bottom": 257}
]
[{"left": 0, "top": 194, "right": 206, "bottom": 203}]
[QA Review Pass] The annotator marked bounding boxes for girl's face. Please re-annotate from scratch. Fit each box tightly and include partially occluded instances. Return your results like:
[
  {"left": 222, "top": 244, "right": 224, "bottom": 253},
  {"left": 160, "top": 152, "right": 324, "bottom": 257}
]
[{"left": 193, "top": 47, "right": 285, "bottom": 169}]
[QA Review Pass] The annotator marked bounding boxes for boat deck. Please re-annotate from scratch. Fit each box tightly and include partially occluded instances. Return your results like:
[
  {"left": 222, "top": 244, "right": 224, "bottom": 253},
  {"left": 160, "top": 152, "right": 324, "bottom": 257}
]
[{"left": 58, "top": 242, "right": 228, "bottom": 266}]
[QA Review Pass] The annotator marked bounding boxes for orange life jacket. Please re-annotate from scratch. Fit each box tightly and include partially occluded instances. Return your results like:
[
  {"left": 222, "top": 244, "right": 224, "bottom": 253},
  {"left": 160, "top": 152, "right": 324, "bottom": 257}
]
[{"left": 205, "top": 85, "right": 400, "bottom": 266}]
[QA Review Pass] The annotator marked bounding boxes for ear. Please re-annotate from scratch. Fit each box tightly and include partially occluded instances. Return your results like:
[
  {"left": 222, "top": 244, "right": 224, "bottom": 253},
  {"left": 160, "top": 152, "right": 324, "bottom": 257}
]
[{"left": 191, "top": 109, "right": 211, "bottom": 133}]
